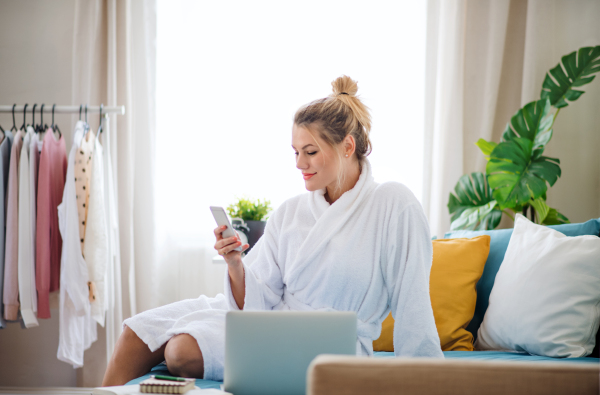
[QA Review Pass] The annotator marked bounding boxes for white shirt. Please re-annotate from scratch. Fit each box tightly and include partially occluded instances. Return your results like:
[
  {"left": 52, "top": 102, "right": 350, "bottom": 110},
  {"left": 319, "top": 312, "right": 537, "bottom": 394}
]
[
  {"left": 57, "top": 121, "right": 97, "bottom": 367},
  {"left": 83, "top": 136, "right": 108, "bottom": 326},
  {"left": 29, "top": 131, "right": 42, "bottom": 316},
  {"left": 17, "top": 127, "right": 38, "bottom": 328}
]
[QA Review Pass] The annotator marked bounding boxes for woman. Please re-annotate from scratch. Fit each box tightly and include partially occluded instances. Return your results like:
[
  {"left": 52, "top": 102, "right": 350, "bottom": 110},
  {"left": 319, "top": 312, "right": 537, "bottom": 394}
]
[{"left": 102, "top": 75, "right": 443, "bottom": 386}]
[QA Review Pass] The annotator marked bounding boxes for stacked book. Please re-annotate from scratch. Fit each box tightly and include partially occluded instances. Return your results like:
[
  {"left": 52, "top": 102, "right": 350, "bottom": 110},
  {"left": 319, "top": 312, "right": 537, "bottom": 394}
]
[{"left": 139, "top": 376, "right": 196, "bottom": 394}]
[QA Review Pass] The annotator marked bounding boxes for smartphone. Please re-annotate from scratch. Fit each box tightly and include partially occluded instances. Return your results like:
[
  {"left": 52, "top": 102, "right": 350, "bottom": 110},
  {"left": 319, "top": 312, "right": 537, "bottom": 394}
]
[{"left": 210, "top": 206, "right": 243, "bottom": 252}]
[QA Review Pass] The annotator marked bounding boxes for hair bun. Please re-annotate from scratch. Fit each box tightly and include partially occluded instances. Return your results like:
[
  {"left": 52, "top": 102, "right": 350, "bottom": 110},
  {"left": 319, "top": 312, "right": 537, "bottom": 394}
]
[{"left": 331, "top": 75, "right": 359, "bottom": 97}]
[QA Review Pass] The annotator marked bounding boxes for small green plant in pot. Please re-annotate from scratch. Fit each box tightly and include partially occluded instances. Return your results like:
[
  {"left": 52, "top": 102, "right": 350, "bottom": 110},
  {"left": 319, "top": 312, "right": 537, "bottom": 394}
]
[{"left": 227, "top": 197, "right": 272, "bottom": 252}]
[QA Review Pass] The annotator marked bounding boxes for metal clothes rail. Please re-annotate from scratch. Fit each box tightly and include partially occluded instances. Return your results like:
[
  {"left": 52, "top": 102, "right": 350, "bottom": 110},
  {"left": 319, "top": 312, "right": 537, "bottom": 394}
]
[{"left": 0, "top": 105, "right": 125, "bottom": 115}]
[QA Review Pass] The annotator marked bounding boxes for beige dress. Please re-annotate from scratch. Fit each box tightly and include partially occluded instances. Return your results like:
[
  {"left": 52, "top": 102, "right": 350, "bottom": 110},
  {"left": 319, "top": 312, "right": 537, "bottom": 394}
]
[{"left": 74, "top": 130, "right": 95, "bottom": 254}]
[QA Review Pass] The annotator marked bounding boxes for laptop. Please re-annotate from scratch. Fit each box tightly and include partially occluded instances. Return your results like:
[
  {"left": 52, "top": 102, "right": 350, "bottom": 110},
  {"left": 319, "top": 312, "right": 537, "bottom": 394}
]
[{"left": 224, "top": 311, "right": 357, "bottom": 395}]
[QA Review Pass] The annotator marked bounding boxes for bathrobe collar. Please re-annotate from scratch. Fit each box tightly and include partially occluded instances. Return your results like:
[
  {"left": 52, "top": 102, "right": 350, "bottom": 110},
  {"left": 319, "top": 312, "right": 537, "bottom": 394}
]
[
  {"left": 291, "top": 159, "right": 377, "bottom": 278},
  {"left": 307, "top": 158, "right": 375, "bottom": 219}
]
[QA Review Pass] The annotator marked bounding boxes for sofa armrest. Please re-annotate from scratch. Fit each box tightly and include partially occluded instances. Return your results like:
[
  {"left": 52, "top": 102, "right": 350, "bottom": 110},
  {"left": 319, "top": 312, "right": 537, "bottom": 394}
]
[{"left": 307, "top": 355, "right": 599, "bottom": 395}]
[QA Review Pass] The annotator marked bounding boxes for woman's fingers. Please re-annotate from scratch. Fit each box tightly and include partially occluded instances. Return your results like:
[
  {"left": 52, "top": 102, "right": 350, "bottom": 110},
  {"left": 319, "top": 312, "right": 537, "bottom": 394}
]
[
  {"left": 213, "top": 225, "right": 228, "bottom": 239},
  {"left": 219, "top": 240, "right": 243, "bottom": 256},
  {"left": 215, "top": 235, "right": 242, "bottom": 256},
  {"left": 213, "top": 226, "right": 246, "bottom": 265},
  {"left": 215, "top": 236, "right": 239, "bottom": 250}
]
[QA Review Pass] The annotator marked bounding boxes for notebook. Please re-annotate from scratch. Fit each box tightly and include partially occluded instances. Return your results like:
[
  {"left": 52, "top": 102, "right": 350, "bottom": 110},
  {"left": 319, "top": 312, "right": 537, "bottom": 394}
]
[
  {"left": 93, "top": 385, "right": 229, "bottom": 395},
  {"left": 139, "top": 377, "right": 195, "bottom": 394}
]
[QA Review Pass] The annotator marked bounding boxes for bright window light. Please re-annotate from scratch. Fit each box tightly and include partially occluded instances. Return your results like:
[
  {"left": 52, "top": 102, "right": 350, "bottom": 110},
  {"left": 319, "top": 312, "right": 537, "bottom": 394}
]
[{"left": 156, "top": 0, "right": 426, "bottom": 245}]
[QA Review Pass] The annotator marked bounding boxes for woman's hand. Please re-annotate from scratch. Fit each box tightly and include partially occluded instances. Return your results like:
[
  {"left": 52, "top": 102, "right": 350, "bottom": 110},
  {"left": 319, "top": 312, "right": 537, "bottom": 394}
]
[
  {"left": 213, "top": 225, "right": 250, "bottom": 267},
  {"left": 214, "top": 225, "right": 248, "bottom": 309}
]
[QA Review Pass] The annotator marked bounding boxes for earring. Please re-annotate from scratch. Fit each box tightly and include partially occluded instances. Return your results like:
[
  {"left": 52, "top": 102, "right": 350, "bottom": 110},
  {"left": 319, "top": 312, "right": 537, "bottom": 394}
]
[{"left": 345, "top": 154, "right": 349, "bottom": 157}]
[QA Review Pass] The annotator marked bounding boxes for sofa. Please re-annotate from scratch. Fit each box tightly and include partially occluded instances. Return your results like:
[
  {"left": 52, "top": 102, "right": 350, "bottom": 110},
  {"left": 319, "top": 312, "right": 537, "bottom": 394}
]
[
  {"left": 128, "top": 218, "right": 600, "bottom": 394},
  {"left": 307, "top": 217, "right": 600, "bottom": 395}
]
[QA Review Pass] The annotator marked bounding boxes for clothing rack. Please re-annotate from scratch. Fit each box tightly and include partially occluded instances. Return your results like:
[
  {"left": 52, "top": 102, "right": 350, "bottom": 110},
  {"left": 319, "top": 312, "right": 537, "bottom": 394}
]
[{"left": 0, "top": 105, "right": 125, "bottom": 115}]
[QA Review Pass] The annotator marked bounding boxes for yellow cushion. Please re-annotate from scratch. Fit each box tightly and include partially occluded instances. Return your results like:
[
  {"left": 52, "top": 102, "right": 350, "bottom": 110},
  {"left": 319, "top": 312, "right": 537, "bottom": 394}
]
[{"left": 373, "top": 235, "right": 490, "bottom": 352}]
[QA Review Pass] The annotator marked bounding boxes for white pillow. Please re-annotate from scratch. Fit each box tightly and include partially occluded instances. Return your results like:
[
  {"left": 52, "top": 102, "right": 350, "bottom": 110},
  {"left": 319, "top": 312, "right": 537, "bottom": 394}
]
[{"left": 475, "top": 214, "right": 600, "bottom": 357}]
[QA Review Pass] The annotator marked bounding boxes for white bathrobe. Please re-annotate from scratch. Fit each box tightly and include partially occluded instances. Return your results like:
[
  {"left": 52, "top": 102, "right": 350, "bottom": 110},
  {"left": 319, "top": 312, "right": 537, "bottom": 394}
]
[{"left": 125, "top": 159, "right": 443, "bottom": 381}]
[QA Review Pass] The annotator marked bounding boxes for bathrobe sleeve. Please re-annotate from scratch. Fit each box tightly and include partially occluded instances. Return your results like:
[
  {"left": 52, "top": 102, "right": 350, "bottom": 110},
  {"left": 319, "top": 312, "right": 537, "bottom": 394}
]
[
  {"left": 386, "top": 202, "right": 443, "bottom": 358},
  {"left": 224, "top": 209, "right": 284, "bottom": 311}
]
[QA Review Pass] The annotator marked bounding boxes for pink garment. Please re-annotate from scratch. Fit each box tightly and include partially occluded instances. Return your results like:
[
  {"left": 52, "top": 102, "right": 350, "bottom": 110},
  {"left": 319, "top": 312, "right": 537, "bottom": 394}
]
[
  {"left": 36, "top": 130, "right": 67, "bottom": 318},
  {"left": 4, "top": 129, "right": 24, "bottom": 321}
]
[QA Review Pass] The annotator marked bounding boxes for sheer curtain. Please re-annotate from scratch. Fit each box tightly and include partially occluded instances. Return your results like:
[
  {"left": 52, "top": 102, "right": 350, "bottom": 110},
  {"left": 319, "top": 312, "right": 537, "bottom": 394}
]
[
  {"left": 71, "top": 0, "right": 157, "bottom": 386},
  {"left": 155, "top": 0, "right": 427, "bottom": 306},
  {"left": 422, "top": 0, "right": 522, "bottom": 238}
]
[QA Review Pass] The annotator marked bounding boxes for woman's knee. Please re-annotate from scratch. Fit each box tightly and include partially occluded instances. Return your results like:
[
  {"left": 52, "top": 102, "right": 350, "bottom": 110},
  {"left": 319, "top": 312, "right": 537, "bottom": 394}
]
[
  {"left": 112, "top": 325, "right": 140, "bottom": 357},
  {"left": 114, "top": 325, "right": 151, "bottom": 355},
  {"left": 120, "top": 325, "right": 138, "bottom": 344},
  {"left": 164, "top": 334, "right": 205, "bottom": 378},
  {"left": 103, "top": 325, "right": 165, "bottom": 387}
]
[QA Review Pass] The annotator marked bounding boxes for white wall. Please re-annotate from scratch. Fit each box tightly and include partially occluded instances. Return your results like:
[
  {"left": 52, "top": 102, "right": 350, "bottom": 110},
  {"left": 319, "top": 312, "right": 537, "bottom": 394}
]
[{"left": 0, "top": 0, "right": 79, "bottom": 387}]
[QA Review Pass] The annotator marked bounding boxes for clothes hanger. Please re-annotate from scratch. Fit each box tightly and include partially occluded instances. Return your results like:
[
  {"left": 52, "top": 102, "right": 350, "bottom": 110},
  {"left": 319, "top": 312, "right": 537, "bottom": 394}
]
[
  {"left": 83, "top": 104, "right": 90, "bottom": 138},
  {"left": 39, "top": 103, "right": 46, "bottom": 133},
  {"left": 97, "top": 104, "right": 104, "bottom": 135},
  {"left": 79, "top": 103, "right": 86, "bottom": 134},
  {"left": 51, "top": 104, "right": 62, "bottom": 138},
  {"left": 11, "top": 104, "right": 18, "bottom": 133},
  {"left": 20, "top": 103, "right": 28, "bottom": 131},
  {"left": 31, "top": 103, "right": 37, "bottom": 131}
]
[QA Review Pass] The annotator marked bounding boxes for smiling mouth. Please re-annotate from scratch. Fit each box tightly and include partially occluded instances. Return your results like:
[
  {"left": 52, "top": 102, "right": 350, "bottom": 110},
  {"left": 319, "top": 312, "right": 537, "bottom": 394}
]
[{"left": 303, "top": 173, "right": 316, "bottom": 180}]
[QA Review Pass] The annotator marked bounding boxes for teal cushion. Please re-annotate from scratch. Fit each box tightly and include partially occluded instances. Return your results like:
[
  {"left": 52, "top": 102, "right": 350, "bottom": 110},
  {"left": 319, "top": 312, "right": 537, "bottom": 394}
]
[
  {"left": 443, "top": 219, "right": 600, "bottom": 341},
  {"left": 375, "top": 351, "right": 599, "bottom": 363}
]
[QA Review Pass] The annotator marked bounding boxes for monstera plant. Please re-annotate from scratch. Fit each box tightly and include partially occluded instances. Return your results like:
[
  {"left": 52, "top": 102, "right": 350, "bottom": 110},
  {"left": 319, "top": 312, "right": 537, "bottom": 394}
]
[{"left": 448, "top": 45, "right": 600, "bottom": 231}]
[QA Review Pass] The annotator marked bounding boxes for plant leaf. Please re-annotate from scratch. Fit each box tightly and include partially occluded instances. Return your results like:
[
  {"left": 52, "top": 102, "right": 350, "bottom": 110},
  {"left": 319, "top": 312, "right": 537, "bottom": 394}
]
[
  {"left": 501, "top": 99, "right": 554, "bottom": 159},
  {"left": 448, "top": 172, "right": 502, "bottom": 230},
  {"left": 541, "top": 46, "right": 600, "bottom": 108},
  {"left": 530, "top": 197, "right": 550, "bottom": 224},
  {"left": 450, "top": 201, "right": 501, "bottom": 231},
  {"left": 487, "top": 138, "right": 562, "bottom": 209},
  {"left": 542, "top": 208, "right": 570, "bottom": 225},
  {"left": 476, "top": 139, "right": 497, "bottom": 160}
]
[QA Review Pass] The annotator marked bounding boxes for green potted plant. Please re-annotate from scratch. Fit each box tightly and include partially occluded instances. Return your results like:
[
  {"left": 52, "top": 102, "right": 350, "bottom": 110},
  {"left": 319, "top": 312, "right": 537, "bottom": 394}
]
[
  {"left": 448, "top": 45, "right": 600, "bottom": 231},
  {"left": 227, "top": 197, "right": 272, "bottom": 252}
]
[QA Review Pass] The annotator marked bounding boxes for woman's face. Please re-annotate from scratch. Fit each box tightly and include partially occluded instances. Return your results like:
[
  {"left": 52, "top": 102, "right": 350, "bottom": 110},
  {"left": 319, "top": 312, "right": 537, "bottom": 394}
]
[{"left": 292, "top": 124, "right": 341, "bottom": 192}]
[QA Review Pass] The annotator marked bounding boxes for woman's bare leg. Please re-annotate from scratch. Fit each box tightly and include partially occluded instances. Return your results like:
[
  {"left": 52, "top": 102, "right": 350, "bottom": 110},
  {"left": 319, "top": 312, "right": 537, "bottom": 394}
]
[
  {"left": 102, "top": 325, "right": 167, "bottom": 386},
  {"left": 164, "top": 334, "right": 205, "bottom": 378}
]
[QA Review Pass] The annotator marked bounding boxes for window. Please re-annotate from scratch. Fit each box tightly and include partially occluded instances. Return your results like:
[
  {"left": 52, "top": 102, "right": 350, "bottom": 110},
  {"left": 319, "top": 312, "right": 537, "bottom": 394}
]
[{"left": 156, "top": 0, "right": 426, "bottom": 247}]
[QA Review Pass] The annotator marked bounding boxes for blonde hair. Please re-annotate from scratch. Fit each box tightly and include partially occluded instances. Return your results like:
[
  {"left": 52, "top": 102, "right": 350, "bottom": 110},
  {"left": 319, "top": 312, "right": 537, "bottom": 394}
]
[{"left": 294, "top": 75, "right": 372, "bottom": 192}]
